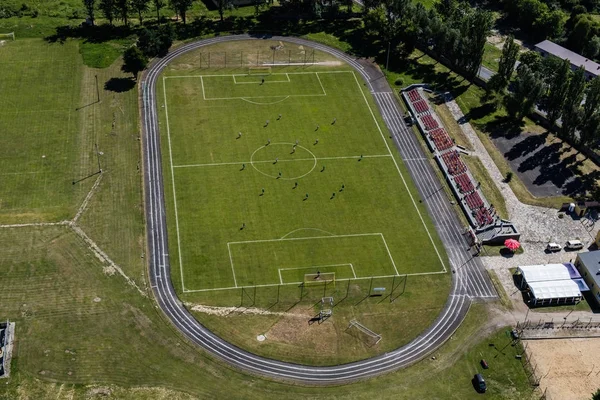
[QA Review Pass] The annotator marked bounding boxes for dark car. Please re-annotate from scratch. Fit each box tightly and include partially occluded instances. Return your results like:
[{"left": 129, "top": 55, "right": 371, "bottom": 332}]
[{"left": 474, "top": 373, "right": 487, "bottom": 393}]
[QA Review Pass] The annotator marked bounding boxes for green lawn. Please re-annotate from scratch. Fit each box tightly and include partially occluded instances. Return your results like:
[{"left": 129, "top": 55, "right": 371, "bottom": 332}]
[
  {"left": 482, "top": 42, "right": 502, "bottom": 72},
  {"left": 0, "top": 39, "right": 95, "bottom": 223},
  {"left": 161, "top": 67, "right": 447, "bottom": 293}
]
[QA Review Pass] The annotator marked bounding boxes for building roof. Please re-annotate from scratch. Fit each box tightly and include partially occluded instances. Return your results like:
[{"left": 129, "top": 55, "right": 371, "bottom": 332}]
[
  {"left": 529, "top": 280, "right": 582, "bottom": 300},
  {"left": 577, "top": 250, "right": 600, "bottom": 288},
  {"left": 535, "top": 40, "right": 600, "bottom": 77},
  {"left": 518, "top": 264, "right": 571, "bottom": 283}
]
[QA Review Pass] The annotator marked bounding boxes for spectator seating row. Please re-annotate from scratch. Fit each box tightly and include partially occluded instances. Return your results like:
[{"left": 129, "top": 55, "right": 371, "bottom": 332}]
[
  {"left": 454, "top": 173, "right": 474, "bottom": 194},
  {"left": 440, "top": 151, "right": 466, "bottom": 176},
  {"left": 407, "top": 89, "right": 422, "bottom": 103},
  {"left": 429, "top": 128, "right": 453, "bottom": 152},
  {"left": 476, "top": 208, "right": 494, "bottom": 226},
  {"left": 412, "top": 100, "right": 429, "bottom": 115},
  {"left": 465, "top": 191, "right": 484, "bottom": 211},
  {"left": 419, "top": 114, "right": 438, "bottom": 131}
]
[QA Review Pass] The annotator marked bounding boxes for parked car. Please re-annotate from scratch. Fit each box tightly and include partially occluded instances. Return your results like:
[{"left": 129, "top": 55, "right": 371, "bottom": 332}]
[
  {"left": 474, "top": 373, "right": 487, "bottom": 393},
  {"left": 547, "top": 242, "right": 562, "bottom": 252},
  {"left": 565, "top": 240, "right": 584, "bottom": 250}
]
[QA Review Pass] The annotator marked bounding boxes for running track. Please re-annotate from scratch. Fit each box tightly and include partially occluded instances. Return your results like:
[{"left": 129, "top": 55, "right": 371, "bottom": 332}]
[{"left": 140, "top": 35, "right": 496, "bottom": 384}]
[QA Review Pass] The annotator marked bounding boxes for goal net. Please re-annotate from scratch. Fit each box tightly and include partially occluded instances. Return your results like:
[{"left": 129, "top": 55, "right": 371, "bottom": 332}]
[
  {"left": 347, "top": 320, "right": 382, "bottom": 346},
  {"left": 304, "top": 272, "right": 335, "bottom": 286},
  {"left": 248, "top": 66, "right": 272, "bottom": 76}
]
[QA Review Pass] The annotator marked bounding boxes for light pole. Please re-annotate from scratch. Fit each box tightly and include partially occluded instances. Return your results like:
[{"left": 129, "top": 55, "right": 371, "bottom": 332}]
[{"left": 386, "top": 41, "right": 391, "bottom": 71}]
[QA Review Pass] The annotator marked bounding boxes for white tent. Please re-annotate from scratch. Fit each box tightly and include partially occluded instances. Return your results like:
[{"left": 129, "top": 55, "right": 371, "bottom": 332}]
[
  {"left": 517, "top": 264, "right": 571, "bottom": 285},
  {"left": 528, "top": 280, "right": 582, "bottom": 305}
]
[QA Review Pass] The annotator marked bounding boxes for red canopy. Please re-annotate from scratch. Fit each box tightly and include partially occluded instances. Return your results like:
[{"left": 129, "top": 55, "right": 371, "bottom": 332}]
[{"left": 504, "top": 239, "right": 520, "bottom": 251}]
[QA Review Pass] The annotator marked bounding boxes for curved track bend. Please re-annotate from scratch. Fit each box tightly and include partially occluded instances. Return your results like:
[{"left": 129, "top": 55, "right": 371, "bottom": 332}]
[{"left": 140, "top": 34, "right": 496, "bottom": 384}]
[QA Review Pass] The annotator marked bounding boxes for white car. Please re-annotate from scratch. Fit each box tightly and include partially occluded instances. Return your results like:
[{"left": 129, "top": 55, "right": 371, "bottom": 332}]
[{"left": 546, "top": 243, "right": 562, "bottom": 252}]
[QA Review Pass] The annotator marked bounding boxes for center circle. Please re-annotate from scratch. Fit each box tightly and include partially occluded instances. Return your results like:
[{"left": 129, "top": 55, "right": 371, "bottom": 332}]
[{"left": 250, "top": 142, "right": 317, "bottom": 180}]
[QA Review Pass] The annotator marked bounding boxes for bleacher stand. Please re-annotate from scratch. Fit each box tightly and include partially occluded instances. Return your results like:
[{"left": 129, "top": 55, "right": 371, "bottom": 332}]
[
  {"left": 407, "top": 89, "right": 422, "bottom": 103},
  {"left": 412, "top": 100, "right": 429, "bottom": 115},
  {"left": 454, "top": 173, "right": 474, "bottom": 193},
  {"left": 429, "top": 128, "right": 453, "bottom": 152},
  {"left": 440, "top": 151, "right": 466, "bottom": 175},
  {"left": 419, "top": 114, "right": 439, "bottom": 131}
]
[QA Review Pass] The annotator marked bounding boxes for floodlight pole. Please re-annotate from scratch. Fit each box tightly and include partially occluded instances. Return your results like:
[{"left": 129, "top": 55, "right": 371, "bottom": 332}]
[
  {"left": 386, "top": 41, "right": 391, "bottom": 71},
  {"left": 95, "top": 74, "right": 100, "bottom": 103},
  {"left": 95, "top": 143, "right": 102, "bottom": 173}
]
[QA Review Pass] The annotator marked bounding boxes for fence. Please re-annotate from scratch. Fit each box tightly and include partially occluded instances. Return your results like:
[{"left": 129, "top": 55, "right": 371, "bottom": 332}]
[
  {"left": 517, "top": 318, "right": 600, "bottom": 332},
  {"left": 193, "top": 48, "right": 318, "bottom": 68}
]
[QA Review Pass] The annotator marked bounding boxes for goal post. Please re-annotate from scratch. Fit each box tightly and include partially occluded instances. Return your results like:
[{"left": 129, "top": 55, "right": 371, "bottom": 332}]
[
  {"left": 304, "top": 272, "right": 335, "bottom": 286},
  {"left": 248, "top": 66, "right": 272, "bottom": 76},
  {"left": 347, "top": 319, "right": 382, "bottom": 346},
  {"left": 0, "top": 32, "right": 15, "bottom": 41}
]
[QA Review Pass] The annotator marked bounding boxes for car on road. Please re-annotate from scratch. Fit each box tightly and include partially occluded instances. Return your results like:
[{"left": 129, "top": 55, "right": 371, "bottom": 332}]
[
  {"left": 547, "top": 242, "right": 562, "bottom": 252},
  {"left": 565, "top": 240, "right": 584, "bottom": 250}
]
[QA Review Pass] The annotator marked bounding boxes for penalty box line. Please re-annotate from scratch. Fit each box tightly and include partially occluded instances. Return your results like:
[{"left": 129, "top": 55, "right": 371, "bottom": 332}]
[
  {"left": 165, "top": 71, "right": 350, "bottom": 101},
  {"left": 278, "top": 263, "right": 357, "bottom": 284},
  {"left": 232, "top": 73, "right": 291, "bottom": 84},
  {"left": 225, "top": 233, "right": 398, "bottom": 291}
]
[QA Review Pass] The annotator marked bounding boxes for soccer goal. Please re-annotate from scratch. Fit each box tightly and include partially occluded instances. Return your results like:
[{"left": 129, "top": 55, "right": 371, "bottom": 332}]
[
  {"left": 0, "top": 32, "right": 15, "bottom": 41},
  {"left": 248, "top": 66, "right": 272, "bottom": 76},
  {"left": 347, "top": 320, "right": 382, "bottom": 346},
  {"left": 304, "top": 272, "right": 335, "bottom": 287}
]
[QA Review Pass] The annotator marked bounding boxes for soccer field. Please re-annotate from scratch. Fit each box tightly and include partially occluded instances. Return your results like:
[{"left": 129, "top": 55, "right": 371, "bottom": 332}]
[{"left": 159, "top": 68, "right": 447, "bottom": 293}]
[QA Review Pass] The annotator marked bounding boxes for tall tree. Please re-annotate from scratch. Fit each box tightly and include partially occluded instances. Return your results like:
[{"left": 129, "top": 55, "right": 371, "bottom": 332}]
[
  {"left": 122, "top": 46, "right": 148, "bottom": 79},
  {"left": 545, "top": 59, "right": 571, "bottom": 125},
  {"left": 217, "top": 0, "right": 230, "bottom": 22},
  {"left": 83, "top": 0, "right": 96, "bottom": 25},
  {"left": 131, "top": 0, "right": 149, "bottom": 24},
  {"left": 488, "top": 35, "right": 519, "bottom": 93},
  {"left": 560, "top": 67, "right": 587, "bottom": 140},
  {"left": 579, "top": 76, "right": 600, "bottom": 145},
  {"left": 434, "top": 0, "right": 457, "bottom": 20},
  {"left": 117, "top": 0, "right": 131, "bottom": 25},
  {"left": 460, "top": 9, "right": 493, "bottom": 80},
  {"left": 153, "top": 0, "right": 163, "bottom": 22},
  {"left": 171, "top": 0, "right": 193, "bottom": 24},
  {"left": 99, "top": 0, "right": 116, "bottom": 25},
  {"left": 504, "top": 65, "right": 544, "bottom": 121}
]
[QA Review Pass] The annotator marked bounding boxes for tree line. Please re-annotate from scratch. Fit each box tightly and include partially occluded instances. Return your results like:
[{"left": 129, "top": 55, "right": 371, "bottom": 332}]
[{"left": 488, "top": 36, "right": 600, "bottom": 146}]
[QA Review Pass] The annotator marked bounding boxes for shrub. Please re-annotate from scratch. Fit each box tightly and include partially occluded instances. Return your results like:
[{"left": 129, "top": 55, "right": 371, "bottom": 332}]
[
  {"left": 394, "top": 77, "right": 403, "bottom": 86},
  {"left": 505, "top": 171, "right": 513, "bottom": 183}
]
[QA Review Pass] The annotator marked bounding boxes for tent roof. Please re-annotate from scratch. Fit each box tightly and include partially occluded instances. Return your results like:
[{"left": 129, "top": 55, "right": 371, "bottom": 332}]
[
  {"left": 529, "top": 280, "right": 582, "bottom": 300},
  {"left": 517, "top": 264, "right": 571, "bottom": 283}
]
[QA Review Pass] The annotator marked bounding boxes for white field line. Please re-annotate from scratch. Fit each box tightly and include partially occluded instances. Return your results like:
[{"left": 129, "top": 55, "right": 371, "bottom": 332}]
[
  {"left": 315, "top": 72, "right": 326, "bottom": 95},
  {"left": 162, "top": 77, "right": 186, "bottom": 291},
  {"left": 350, "top": 263, "right": 357, "bottom": 278},
  {"left": 351, "top": 71, "right": 447, "bottom": 274},
  {"left": 200, "top": 76, "right": 206, "bottom": 101},
  {"left": 278, "top": 263, "right": 354, "bottom": 281},
  {"left": 240, "top": 97, "right": 290, "bottom": 105},
  {"left": 173, "top": 154, "right": 391, "bottom": 169},
  {"left": 378, "top": 233, "right": 400, "bottom": 276},
  {"left": 0, "top": 221, "right": 69, "bottom": 228},
  {"left": 232, "top": 74, "right": 291, "bottom": 84},
  {"left": 280, "top": 227, "right": 335, "bottom": 239},
  {"left": 164, "top": 71, "right": 354, "bottom": 79},
  {"left": 205, "top": 93, "right": 326, "bottom": 101},
  {"left": 226, "top": 242, "right": 239, "bottom": 287},
  {"left": 182, "top": 272, "right": 449, "bottom": 293},
  {"left": 227, "top": 232, "right": 380, "bottom": 245}
]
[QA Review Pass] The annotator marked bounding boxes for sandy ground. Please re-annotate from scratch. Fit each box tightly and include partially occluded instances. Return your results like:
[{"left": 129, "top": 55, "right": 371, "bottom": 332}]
[{"left": 526, "top": 338, "right": 600, "bottom": 400}]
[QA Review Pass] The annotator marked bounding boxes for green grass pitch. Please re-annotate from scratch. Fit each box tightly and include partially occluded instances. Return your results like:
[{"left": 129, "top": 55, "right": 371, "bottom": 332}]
[{"left": 160, "top": 70, "right": 447, "bottom": 292}]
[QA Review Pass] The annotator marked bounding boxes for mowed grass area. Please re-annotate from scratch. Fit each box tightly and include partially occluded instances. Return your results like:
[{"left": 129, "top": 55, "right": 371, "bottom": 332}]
[
  {"left": 157, "top": 40, "right": 451, "bottom": 364},
  {"left": 162, "top": 71, "right": 446, "bottom": 292},
  {"left": 0, "top": 39, "right": 93, "bottom": 223}
]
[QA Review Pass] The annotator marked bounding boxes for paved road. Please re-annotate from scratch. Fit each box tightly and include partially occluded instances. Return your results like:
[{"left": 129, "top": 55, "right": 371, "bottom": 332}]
[{"left": 140, "top": 34, "right": 496, "bottom": 384}]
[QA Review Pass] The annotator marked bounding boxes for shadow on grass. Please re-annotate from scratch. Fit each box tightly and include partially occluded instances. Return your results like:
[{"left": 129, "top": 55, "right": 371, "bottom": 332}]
[{"left": 104, "top": 77, "right": 136, "bottom": 92}]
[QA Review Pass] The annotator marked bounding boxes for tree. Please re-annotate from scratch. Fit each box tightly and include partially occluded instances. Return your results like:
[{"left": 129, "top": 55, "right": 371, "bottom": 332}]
[
  {"left": 131, "top": 0, "right": 149, "bottom": 24},
  {"left": 518, "top": 50, "right": 542, "bottom": 73},
  {"left": 504, "top": 65, "right": 544, "bottom": 121},
  {"left": 153, "top": 0, "right": 163, "bottom": 22},
  {"left": 545, "top": 59, "right": 571, "bottom": 125},
  {"left": 569, "top": 14, "right": 594, "bottom": 53},
  {"left": 99, "top": 0, "right": 116, "bottom": 25},
  {"left": 593, "top": 388, "right": 600, "bottom": 400},
  {"left": 488, "top": 35, "right": 519, "bottom": 93},
  {"left": 462, "top": 9, "right": 494, "bottom": 79},
  {"left": 138, "top": 25, "right": 173, "bottom": 57},
  {"left": 579, "top": 77, "right": 600, "bottom": 145},
  {"left": 434, "top": 0, "right": 457, "bottom": 20},
  {"left": 83, "top": 0, "right": 96, "bottom": 25},
  {"left": 217, "top": 0, "right": 231, "bottom": 21},
  {"left": 116, "top": 0, "right": 131, "bottom": 25},
  {"left": 122, "top": 46, "right": 148, "bottom": 79},
  {"left": 170, "top": 0, "right": 193, "bottom": 24},
  {"left": 584, "top": 35, "right": 600, "bottom": 59},
  {"left": 560, "top": 67, "right": 587, "bottom": 140}
]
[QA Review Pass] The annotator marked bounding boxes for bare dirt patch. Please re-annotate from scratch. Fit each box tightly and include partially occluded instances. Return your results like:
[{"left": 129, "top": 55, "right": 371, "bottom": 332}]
[{"left": 526, "top": 338, "right": 600, "bottom": 400}]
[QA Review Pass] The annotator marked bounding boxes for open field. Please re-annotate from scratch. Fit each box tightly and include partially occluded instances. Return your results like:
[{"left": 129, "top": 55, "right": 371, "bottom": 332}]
[
  {"left": 156, "top": 40, "right": 451, "bottom": 364},
  {"left": 0, "top": 39, "right": 93, "bottom": 223}
]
